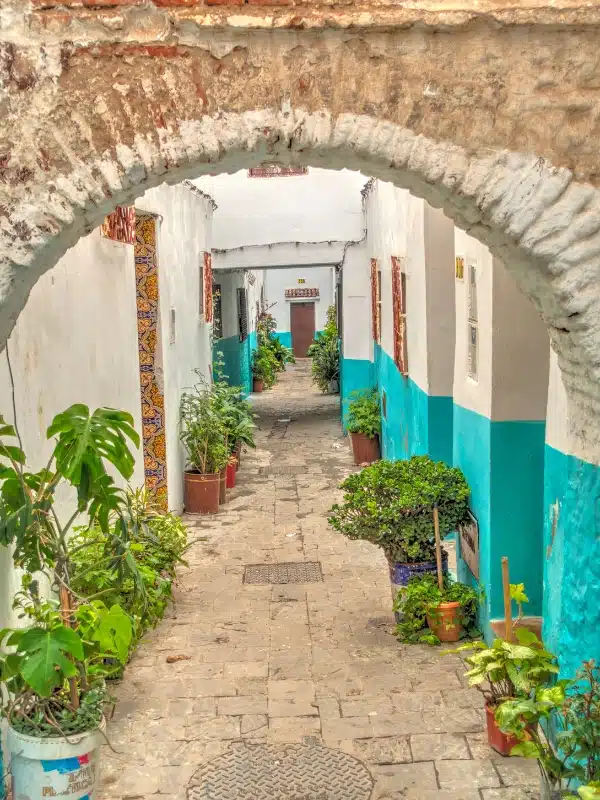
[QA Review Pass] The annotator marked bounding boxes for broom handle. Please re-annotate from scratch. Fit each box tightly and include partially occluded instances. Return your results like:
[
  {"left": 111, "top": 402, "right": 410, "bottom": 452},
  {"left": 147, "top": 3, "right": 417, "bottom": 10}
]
[
  {"left": 502, "top": 556, "right": 512, "bottom": 642},
  {"left": 433, "top": 504, "right": 443, "bottom": 591}
]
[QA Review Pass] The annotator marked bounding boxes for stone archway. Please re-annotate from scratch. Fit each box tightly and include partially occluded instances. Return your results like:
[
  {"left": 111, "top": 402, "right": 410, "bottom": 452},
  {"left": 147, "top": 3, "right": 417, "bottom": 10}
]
[
  {"left": 0, "top": 0, "right": 599, "bottom": 674},
  {"left": 2, "top": 2, "right": 600, "bottom": 458}
]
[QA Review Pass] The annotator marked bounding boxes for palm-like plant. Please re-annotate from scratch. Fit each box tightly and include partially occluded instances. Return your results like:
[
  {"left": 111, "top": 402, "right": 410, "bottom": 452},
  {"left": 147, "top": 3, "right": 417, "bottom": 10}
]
[{"left": 0, "top": 405, "right": 142, "bottom": 737}]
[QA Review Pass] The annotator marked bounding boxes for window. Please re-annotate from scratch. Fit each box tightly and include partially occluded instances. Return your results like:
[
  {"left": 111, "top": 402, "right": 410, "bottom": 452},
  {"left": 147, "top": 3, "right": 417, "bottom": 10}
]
[
  {"left": 237, "top": 287, "right": 248, "bottom": 342},
  {"left": 391, "top": 256, "right": 408, "bottom": 374},
  {"left": 212, "top": 283, "right": 222, "bottom": 339},
  {"left": 370, "top": 258, "right": 381, "bottom": 343},
  {"left": 467, "top": 262, "right": 478, "bottom": 380},
  {"left": 169, "top": 307, "right": 176, "bottom": 345}
]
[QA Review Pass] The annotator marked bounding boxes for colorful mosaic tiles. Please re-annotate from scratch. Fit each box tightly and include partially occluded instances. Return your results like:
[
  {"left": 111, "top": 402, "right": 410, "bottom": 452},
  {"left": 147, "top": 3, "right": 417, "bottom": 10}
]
[
  {"left": 203, "top": 251, "right": 213, "bottom": 323},
  {"left": 101, "top": 205, "right": 135, "bottom": 244},
  {"left": 135, "top": 214, "right": 168, "bottom": 511}
]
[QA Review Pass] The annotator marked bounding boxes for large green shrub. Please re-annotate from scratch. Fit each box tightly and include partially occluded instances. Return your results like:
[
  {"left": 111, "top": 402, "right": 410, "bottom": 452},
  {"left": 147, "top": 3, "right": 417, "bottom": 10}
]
[{"left": 328, "top": 455, "right": 470, "bottom": 563}]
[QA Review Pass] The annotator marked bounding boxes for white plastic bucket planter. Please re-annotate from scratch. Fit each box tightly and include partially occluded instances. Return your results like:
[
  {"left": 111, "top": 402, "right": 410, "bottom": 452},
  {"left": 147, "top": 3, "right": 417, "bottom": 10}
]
[{"left": 8, "top": 723, "right": 104, "bottom": 800}]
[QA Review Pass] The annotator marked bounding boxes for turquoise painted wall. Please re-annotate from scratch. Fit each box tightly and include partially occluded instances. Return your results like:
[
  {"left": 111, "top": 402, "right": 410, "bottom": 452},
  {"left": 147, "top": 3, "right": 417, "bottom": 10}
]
[
  {"left": 543, "top": 445, "right": 600, "bottom": 678},
  {"left": 275, "top": 331, "right": 292, "bottom": 349},
  {"left": 213, "top": 330, "right": 256, "bottom": 396},
  {"left": 453, "top": 404, "right": 546, "bottom": 636},
  {"left": 340, "top": 356, "right": 375, "bottom": 427},
  {"left": 374, "top": 344, "right": 453, "bottom": 465}
]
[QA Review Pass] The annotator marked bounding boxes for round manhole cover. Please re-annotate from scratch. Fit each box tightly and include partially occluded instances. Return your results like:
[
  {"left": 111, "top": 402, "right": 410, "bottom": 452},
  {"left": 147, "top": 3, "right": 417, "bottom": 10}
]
[{"left": 187, "top": 741, "right": 373, "bottom": 799}]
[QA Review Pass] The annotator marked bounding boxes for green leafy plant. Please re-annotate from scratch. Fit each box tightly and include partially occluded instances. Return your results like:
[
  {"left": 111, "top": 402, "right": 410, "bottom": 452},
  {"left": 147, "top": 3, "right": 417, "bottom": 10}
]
[
  {"left": 328, "top": 455, "right": 470, "bottom": 563},
  {"left": 252, "top": 343, "right": 279, "bottom": 388},
  {"left": 211, "top": 367, "right": 257, "bottom": 454},
  {"left": 0, "top": 407, "right": 139, "bottom": 737},
  {"left": 70, "top": 487, "right": 190, "bottom": 668},
  {"left": 393, "top": 573, "right": 480, "bottom": 644},
  {"left": 308, "top": 306, "right": 340, "bottom": 393},
  {"left": 558, "top": 661, "right": 600, "bottom": 786},
  {"left": 566, "top": 783, "right": 600, "bottom": 800},
  {"left": 443, "top": 584, "right": 558, "bottom": 708},
  {"left": 346, "top": 390, "right": 381, "bottom": 438},
  {"left": 269, "top": 337, "right": 296, "bottom": 371},
  {"left": 180, "top": 370, "right": 229, "bottom": 474}
]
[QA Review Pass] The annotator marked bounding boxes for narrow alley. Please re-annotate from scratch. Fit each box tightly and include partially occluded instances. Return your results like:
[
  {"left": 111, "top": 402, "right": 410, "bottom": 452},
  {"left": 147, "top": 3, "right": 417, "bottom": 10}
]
[{"left": 99, "top": 362, "right": 538, "bottom": 800}]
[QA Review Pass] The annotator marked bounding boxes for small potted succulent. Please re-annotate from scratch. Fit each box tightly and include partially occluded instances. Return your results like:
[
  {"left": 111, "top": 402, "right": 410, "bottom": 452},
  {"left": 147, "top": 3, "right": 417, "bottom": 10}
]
[
  {"left": 0, "top": 406, "right": 138, "bottom": 798},
  {"left": 180, "top": 375, "right": 228, "bottom": 514},
  {"left": 346, "top": 390, "right": 380, "bottom": 464},
  {"left": 329, "top": 456, "right": 470, "bottom": 606},
  {"left": 445, "top": 585, "right": 559, "bottom": 756},
  {"left": 394, "top": 573, "right": 480, "bottom": 644}
]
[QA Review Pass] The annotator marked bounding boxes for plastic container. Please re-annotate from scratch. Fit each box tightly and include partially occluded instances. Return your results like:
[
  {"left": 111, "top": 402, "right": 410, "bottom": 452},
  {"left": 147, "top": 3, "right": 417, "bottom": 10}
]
[
  {"left": 226, "top": 460, "right": 237, "bottom": 489},
  {"left": 426, "top": 601, "right": 463, "bottom": 642},
  {"left": 349, "top": 432, "right": 380, "bottom": 465},
  {"left": 8, "top": 723, "right": 103, "bottom": 800},
  {"left": 183, "top": 471, "right": 220, "bottom": 514}
]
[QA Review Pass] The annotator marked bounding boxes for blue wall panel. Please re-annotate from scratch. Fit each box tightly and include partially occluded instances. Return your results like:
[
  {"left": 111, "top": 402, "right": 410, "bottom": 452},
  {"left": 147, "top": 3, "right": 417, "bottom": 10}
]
[{"left": 543, "top": 445, "right": 600, "bottom": 677}]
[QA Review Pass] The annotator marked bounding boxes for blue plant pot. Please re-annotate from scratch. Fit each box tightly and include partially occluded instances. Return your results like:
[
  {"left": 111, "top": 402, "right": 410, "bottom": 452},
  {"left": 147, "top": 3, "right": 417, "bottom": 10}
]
[{"left": 390, "top": 556, "right": 448, "bottom": 623}]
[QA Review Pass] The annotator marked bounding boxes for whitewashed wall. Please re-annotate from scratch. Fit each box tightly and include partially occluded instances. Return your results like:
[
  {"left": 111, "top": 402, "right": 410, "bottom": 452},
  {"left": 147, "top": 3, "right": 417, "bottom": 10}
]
[
  {"left": 135, "top": 183, "right": 214, "bottom": 513},
  {"left": 342, "top": 239, "right": 372, "bottom": 362},
  {"left": 265, "top": 267, "right": 335, "bottom": 333},
  {"left": 213, "top": 241, "right": 345, "bottom": 272},
  {"left": 197, "top": 168, "right": 366, "bottom": 248},
  {"left": 0, "top": 230, "right": 143, "bottom": 629}
]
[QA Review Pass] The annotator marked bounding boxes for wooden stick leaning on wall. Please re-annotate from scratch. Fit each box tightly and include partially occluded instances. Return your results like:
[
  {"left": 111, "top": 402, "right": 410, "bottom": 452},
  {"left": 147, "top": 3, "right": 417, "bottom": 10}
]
[
  {"left": 433, "top": 503, "right": 444, "bottom": 591},
  {"left": 501, "top": 556, "right": 512, "bottom": 642}
]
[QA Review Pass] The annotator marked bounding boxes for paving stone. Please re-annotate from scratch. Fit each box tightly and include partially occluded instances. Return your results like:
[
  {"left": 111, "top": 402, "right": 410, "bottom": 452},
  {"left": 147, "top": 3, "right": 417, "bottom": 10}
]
[
  {"left": 321, "top": 716, "right": 374, "bottom": 742},
  {"left": 217, "top": 695, "right": 268, "bottom": 715},
  {"left": 372, "top": 762, "right": 438, "bottom": 793},
  {"left": 224, "top": 661, "right": 269, "bottom": 679},
  {"left": 436, "top": 758, "right": 501, "bottom": 789},
  {"left": 480, "top": 790, "right": 539, "bottom": 800},
  {"left": 410, "top": 733, "right": 470, "bottom": 761},
  {"left": 352, "top": 735, "right": 412, "bottom": 764},
  {"left": 241, "top": 713, "right": 269, "bottom": 736},
  {"left": 493, "top": 756, "right": 541, "bottom": 786},
  {"left": 267, "top": 716, "right": 322, "bottom": 742}
]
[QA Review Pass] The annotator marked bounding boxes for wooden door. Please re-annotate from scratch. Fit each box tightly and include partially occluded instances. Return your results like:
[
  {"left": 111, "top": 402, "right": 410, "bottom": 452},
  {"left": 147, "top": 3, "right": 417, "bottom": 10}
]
[{"left": 290, "top": 302, "right": 316, "bottom": 357}]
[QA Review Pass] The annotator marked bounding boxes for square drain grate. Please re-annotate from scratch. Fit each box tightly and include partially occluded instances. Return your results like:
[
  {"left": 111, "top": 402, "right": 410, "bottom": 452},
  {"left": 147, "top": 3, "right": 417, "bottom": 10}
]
[{"left": 244, "top": 561, "right": 323, "bottom": 585}]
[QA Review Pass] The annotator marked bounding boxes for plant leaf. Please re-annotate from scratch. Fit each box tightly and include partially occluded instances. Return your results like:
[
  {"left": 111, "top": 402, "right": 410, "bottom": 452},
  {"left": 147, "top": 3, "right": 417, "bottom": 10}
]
[{"left": 19, "top": 626, "right": 83, "bottom": 697}]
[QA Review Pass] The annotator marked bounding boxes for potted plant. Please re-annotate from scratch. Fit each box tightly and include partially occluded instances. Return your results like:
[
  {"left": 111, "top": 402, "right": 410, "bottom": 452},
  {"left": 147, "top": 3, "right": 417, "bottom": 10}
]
[
  {"left": 252, "top": 344, "right": 278, "bottom": 392},
  {"left": 180, "top": 376, "right": 228, "bottom": 514},
  {"left": 445, "top": 584, "right": 559, "bottom": 756},
  {"left": 308, "top": 306, "right": 340, "bottom": 394},
  {"left": 0, "top": 406, "right": 139, "bottom": 798},
  {"left": 329, "top": 456, "right": 470, "bottom": 602},
  {"left": 566, "top": 784, "right": 600, "bottom": 800},
  {"left": 495, "top": 660, "right": 600, "bottom": 797},
  {"left": 394, "top": 573, "right": 480, "bottom": 644},
  {"left": 346, "top": 389, "right": 381, "bottom": 464}
]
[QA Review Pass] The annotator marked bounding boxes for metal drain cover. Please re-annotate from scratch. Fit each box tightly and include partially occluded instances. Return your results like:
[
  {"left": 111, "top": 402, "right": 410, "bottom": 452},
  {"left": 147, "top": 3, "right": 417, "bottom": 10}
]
[
  {"left": 244, "top": 561, "right": 323, "bottom": 585},
  {"left": 187, "top": 742, "right": 373, "bottom": 799}
]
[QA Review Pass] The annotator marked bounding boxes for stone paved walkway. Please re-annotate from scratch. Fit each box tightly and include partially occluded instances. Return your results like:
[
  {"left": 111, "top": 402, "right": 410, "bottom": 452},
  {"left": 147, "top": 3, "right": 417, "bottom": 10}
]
[{"left": 99, "top": 361, "right": 540, "bottom": 800}]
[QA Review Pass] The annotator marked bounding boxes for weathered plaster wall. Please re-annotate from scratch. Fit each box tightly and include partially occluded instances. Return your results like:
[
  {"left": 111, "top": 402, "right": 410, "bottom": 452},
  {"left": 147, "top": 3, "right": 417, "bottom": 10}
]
[
  {"left": 543, "top": 351, "right": 600, "bottom": 676},
  {"left": 213, "top": 242, "right": 346, "bottom": 273},
  {"left": 453, "top": 230, "right": 549, "bottom": 635},
  {"left": 0, "top": 228, "right": 143, "bottom": 630},
  {"left": 134, "top": 182, "right": 214, "bottom": 513},
  {"left": 265, "top": 266, "right": 334, "bottom": 340},
  {"left": 198, "top": 169, "right": 366, "bottom": 249}
]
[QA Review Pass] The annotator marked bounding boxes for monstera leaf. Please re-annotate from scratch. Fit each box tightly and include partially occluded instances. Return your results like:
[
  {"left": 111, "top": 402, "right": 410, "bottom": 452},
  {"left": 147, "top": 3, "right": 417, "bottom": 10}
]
[
  {"left": 16, "top": 626, "right": 84, "bottom": 697},
  {"left": 49, "top": 405, "right": 140, "bottom": 504}
]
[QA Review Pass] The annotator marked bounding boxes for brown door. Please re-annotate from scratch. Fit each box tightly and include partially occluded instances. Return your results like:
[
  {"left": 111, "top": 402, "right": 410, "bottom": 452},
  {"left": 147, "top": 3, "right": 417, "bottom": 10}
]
[{"left": 290, "top": 302, "right": 316, "bottom": 357}]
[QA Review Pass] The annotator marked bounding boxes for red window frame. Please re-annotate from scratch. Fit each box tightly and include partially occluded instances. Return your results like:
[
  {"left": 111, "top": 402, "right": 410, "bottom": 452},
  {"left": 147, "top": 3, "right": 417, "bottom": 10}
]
[{"left": 391, "top": 256, "right": 408, "bottom": 375}]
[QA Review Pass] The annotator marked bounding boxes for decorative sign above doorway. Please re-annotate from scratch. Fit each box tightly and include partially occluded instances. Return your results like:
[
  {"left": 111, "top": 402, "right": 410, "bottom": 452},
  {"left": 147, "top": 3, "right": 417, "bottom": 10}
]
[
  {"left": 285, "top": 287, "right": 319, "bottom": 299},
  {"left": 458, "top": 511, "right": 479, "bottom": 579}
]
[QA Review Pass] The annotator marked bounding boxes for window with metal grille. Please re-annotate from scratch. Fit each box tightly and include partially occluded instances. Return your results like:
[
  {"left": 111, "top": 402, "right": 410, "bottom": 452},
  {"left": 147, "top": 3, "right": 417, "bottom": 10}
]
[
  {"left": 237, "top": 287, "right": 248, "bottom": 342},
  {"left": 467, "top": 262, "right": 478, "bottom": 381},
  {"left": 391, "top": 256, "right": 408, "bottom": 375},
  {"left": 212, "top": 284, "right": 223, "bottom": 339},
  {"left": 370, "top": 258, "right": 381, "bottom": 343}
]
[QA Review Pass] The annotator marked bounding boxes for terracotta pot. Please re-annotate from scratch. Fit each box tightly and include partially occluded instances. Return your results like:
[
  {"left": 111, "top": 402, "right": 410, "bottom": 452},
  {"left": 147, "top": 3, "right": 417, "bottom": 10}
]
[
  {"left": 183, "top": 471, "right": 220, "bottom": 514},
  {"left": 389, "top": 555, "right": 448, "bottom": 622},
  {"left": 226, "top": 459, "right": 237, "bottom": 489},
  {"left": 350, "top": 432, "right": 380, "bottom": 465},
  {"left": 219, "top": 468, "right": 227, "bottom": 505},
  {"left": 485, "top": 704, "right": 537, "bottom": 758},
  {"left": 426, "top": 601, "right": 463, "bottom": 642},
  {"left": 485, "top": 704, "right": 522, "bottom": 756},
  {"left": 253, "top": 378, "right": 264, "bottom": 393}
]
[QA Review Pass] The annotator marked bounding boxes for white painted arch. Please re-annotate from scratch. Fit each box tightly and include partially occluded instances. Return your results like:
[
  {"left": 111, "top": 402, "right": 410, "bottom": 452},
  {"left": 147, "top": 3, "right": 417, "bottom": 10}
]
[{"left": 2, "top": 110, "right": 600, "bottom": 457}]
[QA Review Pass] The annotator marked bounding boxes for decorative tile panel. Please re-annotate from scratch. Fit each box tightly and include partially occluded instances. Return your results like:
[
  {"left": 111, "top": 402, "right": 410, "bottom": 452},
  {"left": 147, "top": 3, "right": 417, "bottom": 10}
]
[
  {"left": 101, "top": 205, "right": 135, "bottom": 244},
  {"left": 248, "top": 165, "right": 308, "bottom": 178},
  {"left": 370, "top": 258, "right": 380, "bottom": 343},
  {"left": 135, "top": 214, "right": 168, "bottom": 511},
  {"left": 285, "top": 287, "right": 319, "bottom": 299},
  {"left": 203, "top": 251, "right": 213, "bottom": 323}
]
